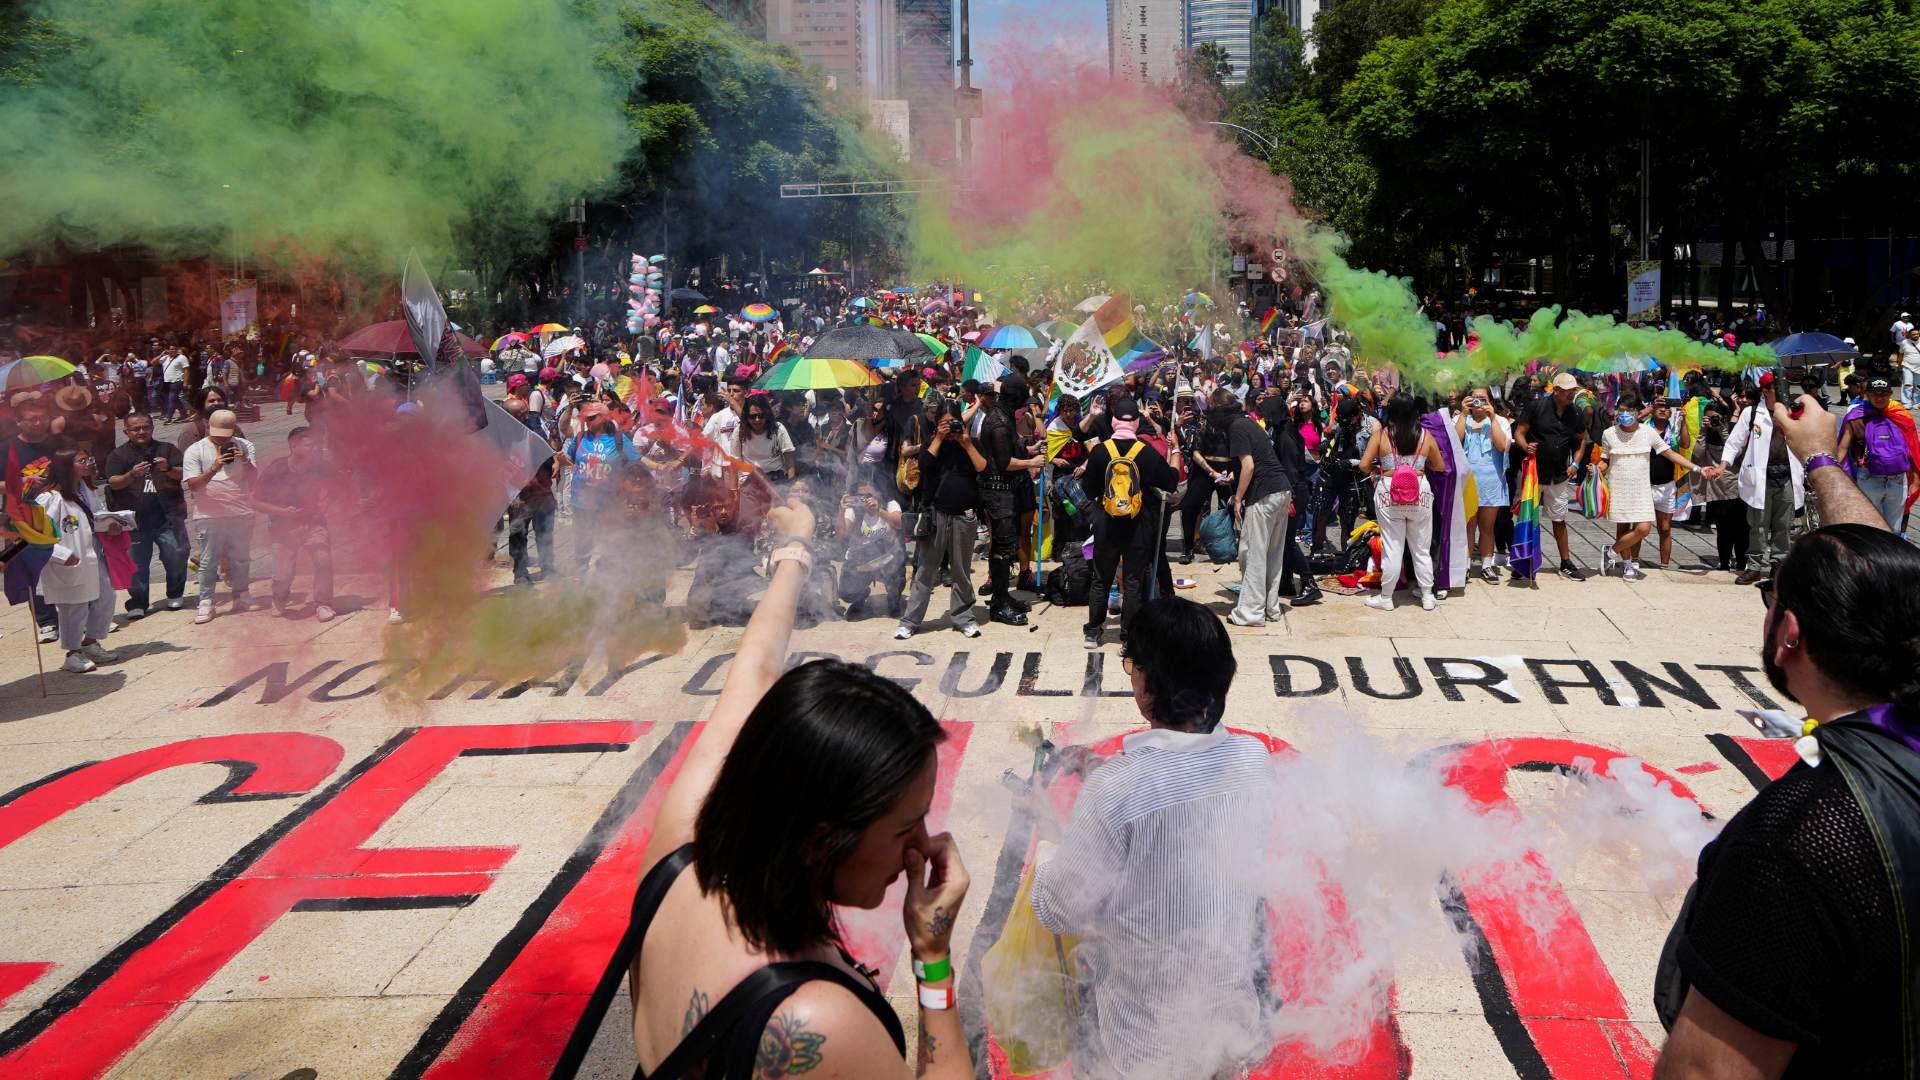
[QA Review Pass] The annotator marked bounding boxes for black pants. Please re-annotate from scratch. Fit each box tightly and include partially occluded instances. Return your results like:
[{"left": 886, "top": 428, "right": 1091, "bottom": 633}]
[
  {"left": 1314, "top": 466, "right": 1365, "bottom": 551},
  {"left": 982, "top": 483, "right": 1018, "bottom": 605},
  {"left": 1707, "top": 498, "right": 1750, "bottom": 569},
  {"left": 1179, "top": 478, "right": 1221, "bottom": 556},
  {"left": 1086, "top": 513, "right": 1163, "bottom": 634}
]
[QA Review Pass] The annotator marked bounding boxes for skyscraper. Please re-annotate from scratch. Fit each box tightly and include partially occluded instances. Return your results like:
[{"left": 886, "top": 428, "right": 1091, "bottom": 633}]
[
  {"left": 767, "top": 0, "right": 866, "bottom": 92},
  {"left": 1186, "top": 0, "right": 1273, "bottom": 85},
  {"left": 1107, "top": 0, "right": 1186, "bottom": 85},
  {"left": 896, "top": 0, "right": 955, "bottom": 165}
]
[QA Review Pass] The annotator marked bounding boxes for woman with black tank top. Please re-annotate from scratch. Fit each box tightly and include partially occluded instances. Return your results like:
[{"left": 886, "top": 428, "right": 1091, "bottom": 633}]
[{"left": 627, "top": 496, "right": 976, "bottom": 1080}]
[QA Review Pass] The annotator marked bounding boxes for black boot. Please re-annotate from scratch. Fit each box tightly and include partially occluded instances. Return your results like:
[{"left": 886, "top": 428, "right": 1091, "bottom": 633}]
[
  {"left": 990, "top": 603, "right": 1029, "bottom": 626},
  {"left": 1292, "top": 579, "right": 1323, "bottom": 607}
]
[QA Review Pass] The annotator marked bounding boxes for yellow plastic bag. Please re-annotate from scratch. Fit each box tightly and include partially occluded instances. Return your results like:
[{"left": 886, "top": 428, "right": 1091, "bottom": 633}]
[{"left": 981, "top": 864, "right": 1082, "bottom": 1074}]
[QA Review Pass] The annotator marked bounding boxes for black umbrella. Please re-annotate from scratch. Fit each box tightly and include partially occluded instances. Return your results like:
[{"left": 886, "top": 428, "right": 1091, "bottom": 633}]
[
  {"left": 805, "top": 323, "right": 927, "bottom": 362},
  {"left": 669, "top": 287, "right": 708, "bottom": 303}
]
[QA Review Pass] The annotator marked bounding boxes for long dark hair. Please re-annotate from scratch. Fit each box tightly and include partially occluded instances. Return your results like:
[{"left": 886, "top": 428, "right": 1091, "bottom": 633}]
[
  {"left": 693, "top": 660, "right": 945, "bottom": 956},
  {"left": 1384, "top": 395, "right": 1422, "bottom": 454},
  {"left": 45, "top": 449, "right": 93, "bottom": 508},
  {"left": 1773, "top": 524, "right": 1920, "bottom": 712}
]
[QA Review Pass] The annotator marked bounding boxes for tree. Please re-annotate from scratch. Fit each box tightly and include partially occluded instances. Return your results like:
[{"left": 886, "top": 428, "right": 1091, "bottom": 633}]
[
  {"left": 1245, "top": 13, "right": 1306, "bottom": 103},
  {"left": 1184, "top": 41, "right": 1236, "bottom": 90},
  {"left": 1305, "top": 0, "right": 1440, "bottom": 104}
]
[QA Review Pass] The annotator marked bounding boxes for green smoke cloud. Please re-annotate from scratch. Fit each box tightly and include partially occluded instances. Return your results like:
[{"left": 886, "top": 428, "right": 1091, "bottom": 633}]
[{"left": 0, "top": 0, "right": 633, "bottom": 264}]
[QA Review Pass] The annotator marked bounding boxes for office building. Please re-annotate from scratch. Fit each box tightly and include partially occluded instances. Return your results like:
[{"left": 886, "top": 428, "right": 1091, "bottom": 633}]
[
  {"left": 896, "top": 0, "right": 955, "bottom": 165},
  {"left": 1186, "top": 0, "right": 1273, "bottom": 85},
  {"left": 1107, "top": 0, "right": 1186, "bottom": 84},
  {"left": 767, "top": 0, "right": 867, "bottom": 92}
]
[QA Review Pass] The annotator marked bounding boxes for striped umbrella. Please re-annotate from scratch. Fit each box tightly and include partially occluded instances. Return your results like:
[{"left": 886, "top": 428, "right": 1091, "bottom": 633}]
[
  {"left": 1, "top": 355, "right": 79, "bottom": 392},
  {"left": 848, "top": 296, "right": 877, "bottom": 310},
  {"left": 528, "top": 322, "right": 568, "bottom": 334},
  {"left": 914, "top": 333, "right": 950, "bottom": 357},
  {"left": 754, "top": 357, "right": 879, "bottom": 390},
  {"left": 977, "top": 324, "right": 1044, "bottom": 350},
  {"left": 741, "top": 303, "right": 778, "bottom": 323}
]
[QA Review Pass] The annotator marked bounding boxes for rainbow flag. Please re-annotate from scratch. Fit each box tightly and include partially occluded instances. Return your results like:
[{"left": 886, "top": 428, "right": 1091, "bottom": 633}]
[
  {"left": 1509, "top": 457, "right": 1543, "bottom": 580},
  {"left": 766, "top": 341, "right": 792, "bottom": 367},
  {"left": 1259, "top": 308, "right": 1279, "bottom": 336},
  {"left": 1088, "top": 293, "right": 1164, "bottom": 373}
]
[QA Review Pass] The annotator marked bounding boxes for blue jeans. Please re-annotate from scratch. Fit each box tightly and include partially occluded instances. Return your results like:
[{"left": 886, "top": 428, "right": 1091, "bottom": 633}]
[
  {"left": 162, "top": 382, "right": 186, "bottom": 419},
  {"left": 127, "top": 518, "right": 189, "bottom": 612},
  {"left": 196, "top": 515, "right": 254, "bottom": 601},
  {"left": 1858, "top": 473, "right": 1908, "bottom": 534}
]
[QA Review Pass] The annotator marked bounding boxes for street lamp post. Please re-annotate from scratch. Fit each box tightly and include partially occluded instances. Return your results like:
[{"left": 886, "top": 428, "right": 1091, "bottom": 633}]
[
  {"left": 1207, "top": 121, "right": 1279, "bottom": 155},
  {"left": 567, "top": 197, "right": 587, "bottom": 328}
]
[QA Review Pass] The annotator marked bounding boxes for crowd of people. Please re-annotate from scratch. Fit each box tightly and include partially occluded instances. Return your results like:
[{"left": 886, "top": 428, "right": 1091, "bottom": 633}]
[{"left": 4, "top": 285, "right": 1917, "bottom": 679}]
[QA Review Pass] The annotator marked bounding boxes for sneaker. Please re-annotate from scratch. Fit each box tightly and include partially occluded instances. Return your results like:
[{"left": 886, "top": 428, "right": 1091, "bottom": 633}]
[
  {"left": 1622, "top": 562, "right": 1645, "bottom": 582},
  {"left": 1734, "top": 568, "right": 1769, "bottom": 586},
  {"left": 164, "top": 597, "right": 185, "bottom": 611},
  {"left": 1479, "top": 564, "right": 1500, "bottom": 584},
  {"left": 1292, "top": 582, "right": 1324, "bottom": 607},
  {"left": 1365, "top": 595, "right": 1394, "bottom": 611},
  {"left": 125, "top": 608, "right": 147, "bottom": 621},
  {"left": 1434, "top": 589, "right": 1449, "bottom": 600},
  {"left": 315, "top": 605, "right": 336, "bottom": 622},
  {"left": 1558, "top": 560, "right": 1586, "bottom": 581},
  {"left": 187, "top": 554, "right": 200, "bottom": 574},
  {"left": 893, "top": 625, "right": 913, "bottom": 640},
  {"left": 1178, "top": 552, "right": 1195, "bottom": 565},
  {"left": 388, "top": 607, "right": 404, "bottom": 624},
  {"left": 36, "top": 624, "right": 57, "bottom": 644},
  {"left": 1420, "top": 592, "right": 1437, "bottom": 611},
  {"left": 1494, "top": 552, "right": 1510, "bottom": 568},
  {"left": 1600, "top": 548, "right": 1619, "bottom": 576},
  {"left": 959, "top": 623, "right": 982, "bottom": 639},
  {"left": 1226, "top": 612, "right": 1266, "bottom": 628},
  {"left": 194, "top": 601, "right": 214, "bottom": 624},
  {"left": 989, "top": 605, "right": 1028, "bottom": 627},
  {"left": 1084, "top": 629, "right": 1102, "bottom": 649},
  {"left": 61, "top": 651, "right": 96, "bottom": 674},
  {"left": 80, "top": 641, "right": 118, "bottom": 664}
]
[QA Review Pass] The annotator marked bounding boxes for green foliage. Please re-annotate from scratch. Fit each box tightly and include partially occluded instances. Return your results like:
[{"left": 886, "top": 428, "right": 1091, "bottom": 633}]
[
  {"left": 1184, "top": 41, "right": 1237, "bottom": 90},
  {"left": 1245, "top": 14, "right": 1306, "bottom": 102}
]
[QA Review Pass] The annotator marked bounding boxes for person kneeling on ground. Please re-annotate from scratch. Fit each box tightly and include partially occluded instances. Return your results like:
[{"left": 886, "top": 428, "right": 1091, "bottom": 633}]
[
  {"left": 1032, "top": 596, "right": 1277, "bottom": 1080},
  {"left": 626, "top": 497, "right": 978, "bottom": 1080}
]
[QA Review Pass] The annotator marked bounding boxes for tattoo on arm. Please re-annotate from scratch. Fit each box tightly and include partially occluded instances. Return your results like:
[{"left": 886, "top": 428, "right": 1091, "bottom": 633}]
[
  {"left": 924, "top": 905, "right": 953, "bottom": 939},
  {"left": 917, "top": 1023, "right": 938, "bottom": 1076},
  {"left": 756, "top": 1011, "right": 826, "bottom": 1077},
  {"left": 681, "top": 988, "right": 710, "bottom": 1037}
]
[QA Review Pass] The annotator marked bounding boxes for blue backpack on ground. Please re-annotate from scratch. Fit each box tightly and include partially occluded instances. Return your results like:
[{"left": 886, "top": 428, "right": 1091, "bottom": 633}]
[{"left": 1198, "top": 507, "right": 1238, "bottom": 563}]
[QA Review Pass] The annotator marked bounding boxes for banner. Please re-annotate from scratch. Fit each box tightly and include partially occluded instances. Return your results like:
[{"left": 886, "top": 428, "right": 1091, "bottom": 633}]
[
  {"left": 1625, "top": 261, "right": 1661, "bottom": 319},
  {"left": 219, "top": 281, "right": 257, "bottom": 337},
  {"left": 1053, "top": 298, "right": 1128, "bottom": 397}
]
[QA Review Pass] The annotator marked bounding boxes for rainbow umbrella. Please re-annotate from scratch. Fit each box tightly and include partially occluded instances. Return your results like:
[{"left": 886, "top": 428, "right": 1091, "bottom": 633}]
[
  {"left": 977, "top": 324, "right": 1044, "bottom": 350},
  {"left": 491, "top": 332, "right": 529, "bottom": 350},
  {"left": 754, "top": 357, "right": 878, "bottom": 390},
  {"left": 741, "top": 303, "right": 778, "bottom": 323},
  {"left": 693, "top": 304, "right": 720, "bottom": 315},
  {"left": 0, "top": 355, "right": 78, "bottom": 392},
  {"left": 1183, "top": 291, "right": 1215, "bottom": 307},
  {"left": 848, "top": 296, "right": 877, "bottom": 310},
  {"left": 527, "top": 322, "right": 569, "bottom": 334},
  {"left": 914, "top": 333, "right": 949, "bottom": 357}
]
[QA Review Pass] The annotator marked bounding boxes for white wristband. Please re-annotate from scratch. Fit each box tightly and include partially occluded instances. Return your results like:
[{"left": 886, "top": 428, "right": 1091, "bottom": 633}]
[{"left": 917, "top": 983, "right": 953, "bottom": 1011}]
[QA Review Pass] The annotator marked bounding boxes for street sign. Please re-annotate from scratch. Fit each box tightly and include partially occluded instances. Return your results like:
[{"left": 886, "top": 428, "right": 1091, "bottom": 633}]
[
  {"left": 574, "top": 236, "right": 588, "bottom": 252},
  {"left": 1272, "top": 247, "right": 1285, "bottom": 264}
]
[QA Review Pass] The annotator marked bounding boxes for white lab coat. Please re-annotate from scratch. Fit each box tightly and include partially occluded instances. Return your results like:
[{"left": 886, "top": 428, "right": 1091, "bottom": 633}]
[
  {"left": 35, "top": 488, "right": 106, "bottom": 605},
  {"left": 1720, "top": 405, "right": 1805, "bottom": 511}
]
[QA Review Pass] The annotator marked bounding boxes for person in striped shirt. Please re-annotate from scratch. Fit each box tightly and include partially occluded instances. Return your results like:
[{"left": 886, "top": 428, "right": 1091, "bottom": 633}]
[{"left": 1031, "top": 596, "right": 1278, "bottom": 1079}]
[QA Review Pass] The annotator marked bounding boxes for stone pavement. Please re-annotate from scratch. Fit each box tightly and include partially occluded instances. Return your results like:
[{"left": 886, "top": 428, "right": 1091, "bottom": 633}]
[{"left": 0, "top": 481, "right": 1803, "bottom": 1080}]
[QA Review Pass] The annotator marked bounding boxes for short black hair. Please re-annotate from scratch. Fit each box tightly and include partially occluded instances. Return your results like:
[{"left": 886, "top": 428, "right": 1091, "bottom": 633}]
[
  {"left": 287, "top": 426, "right": 312, "bottom": 443},
  {"left": 1122, "top": 597, "right": 1236, "bottom": 732},
  {"left": 1773, "top": 525, "right": 1920, "bottom": 712},
  {"left": 693, "top": 660, "right": 945, "bottom": 955}
]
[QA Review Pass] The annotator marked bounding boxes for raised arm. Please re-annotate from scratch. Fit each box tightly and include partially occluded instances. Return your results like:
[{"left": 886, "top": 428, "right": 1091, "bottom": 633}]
[{"left": 644, "top": 499, "right": 818, "bottom": 868}]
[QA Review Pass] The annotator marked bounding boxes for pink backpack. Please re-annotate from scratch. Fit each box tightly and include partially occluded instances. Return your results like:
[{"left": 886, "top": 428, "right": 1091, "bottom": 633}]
[{"left": 1388, "top": 435, "right": 1424, "bottom": 505}]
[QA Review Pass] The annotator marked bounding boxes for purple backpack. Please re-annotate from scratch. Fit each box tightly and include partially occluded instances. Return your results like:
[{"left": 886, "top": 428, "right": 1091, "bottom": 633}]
[{"left": 1862, "top": 415, "right": 1913, "bottom": 477}]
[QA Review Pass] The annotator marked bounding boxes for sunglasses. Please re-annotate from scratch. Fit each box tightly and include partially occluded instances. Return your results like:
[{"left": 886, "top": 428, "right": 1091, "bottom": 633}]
[{"left": 1754, "top": 566, "right": 1779, "bottom": 604}]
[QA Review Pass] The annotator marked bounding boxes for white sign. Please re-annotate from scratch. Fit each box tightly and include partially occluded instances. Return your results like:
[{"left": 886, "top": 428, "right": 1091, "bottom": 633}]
[
  {"left": 1272, "top": 247, "right": 1286, "bottom": 264},
  {"left": 1625, "top": 261, "right": 1661, "bottom": 319}
]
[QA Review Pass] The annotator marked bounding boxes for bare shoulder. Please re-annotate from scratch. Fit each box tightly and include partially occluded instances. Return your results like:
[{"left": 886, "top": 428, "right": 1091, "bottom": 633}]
[{"left": 752, "top": 979, "right": 903, "bottom": 1080}]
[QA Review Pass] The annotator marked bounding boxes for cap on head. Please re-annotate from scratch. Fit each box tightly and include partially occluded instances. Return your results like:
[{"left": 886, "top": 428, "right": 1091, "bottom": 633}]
[
  {"left": 1551, "top": 373, "right": 1579, "bottom": 392},
  {"left": 207, "top": 409, "right": 238, "bottom": 436},
  {"left": 1869, "top": 377, "right": 1894, "bottom": 391}
]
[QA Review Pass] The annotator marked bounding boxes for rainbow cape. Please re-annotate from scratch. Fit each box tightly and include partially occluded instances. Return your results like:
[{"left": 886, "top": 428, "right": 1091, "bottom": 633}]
[
  {"left": 1509, "top": 457, "right": 1543, "bottom": 580},
  {"left": 1844, "top": 400, "right": 1920, "bottom": 512}
]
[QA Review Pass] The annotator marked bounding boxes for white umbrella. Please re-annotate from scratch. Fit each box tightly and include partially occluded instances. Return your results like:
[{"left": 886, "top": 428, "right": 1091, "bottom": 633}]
[
  {"left": 542, "top": 334, "right": 585, "bottom": 358},
  {"left": 1074, "top": 294, "right": 1111, "bottom": 313}
]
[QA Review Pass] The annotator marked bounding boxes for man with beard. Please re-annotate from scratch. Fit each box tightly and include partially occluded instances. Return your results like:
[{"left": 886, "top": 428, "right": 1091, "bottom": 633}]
[{"left": 1654, "top": 393, "right": 1913, "bottom": 1079}]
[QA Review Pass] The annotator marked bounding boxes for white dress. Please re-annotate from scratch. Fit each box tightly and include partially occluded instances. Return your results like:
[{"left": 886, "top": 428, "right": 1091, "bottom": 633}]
[{"left": 1603, "top": 424, "right": 1662, "bottom": 524}]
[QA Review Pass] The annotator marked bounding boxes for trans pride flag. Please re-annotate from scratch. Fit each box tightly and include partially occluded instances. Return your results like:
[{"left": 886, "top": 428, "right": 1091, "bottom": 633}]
[{"left": 1509, "top": 457, "right": 1544, "bottom": 580}]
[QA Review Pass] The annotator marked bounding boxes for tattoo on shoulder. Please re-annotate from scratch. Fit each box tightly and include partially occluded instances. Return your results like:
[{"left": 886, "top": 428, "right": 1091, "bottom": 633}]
[
  {"left": 756, "top": 1011, "right": 826, "bottom": 1077},
  {"left": 681, "top": 988, "right": 710, "bottom": 1037}
]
